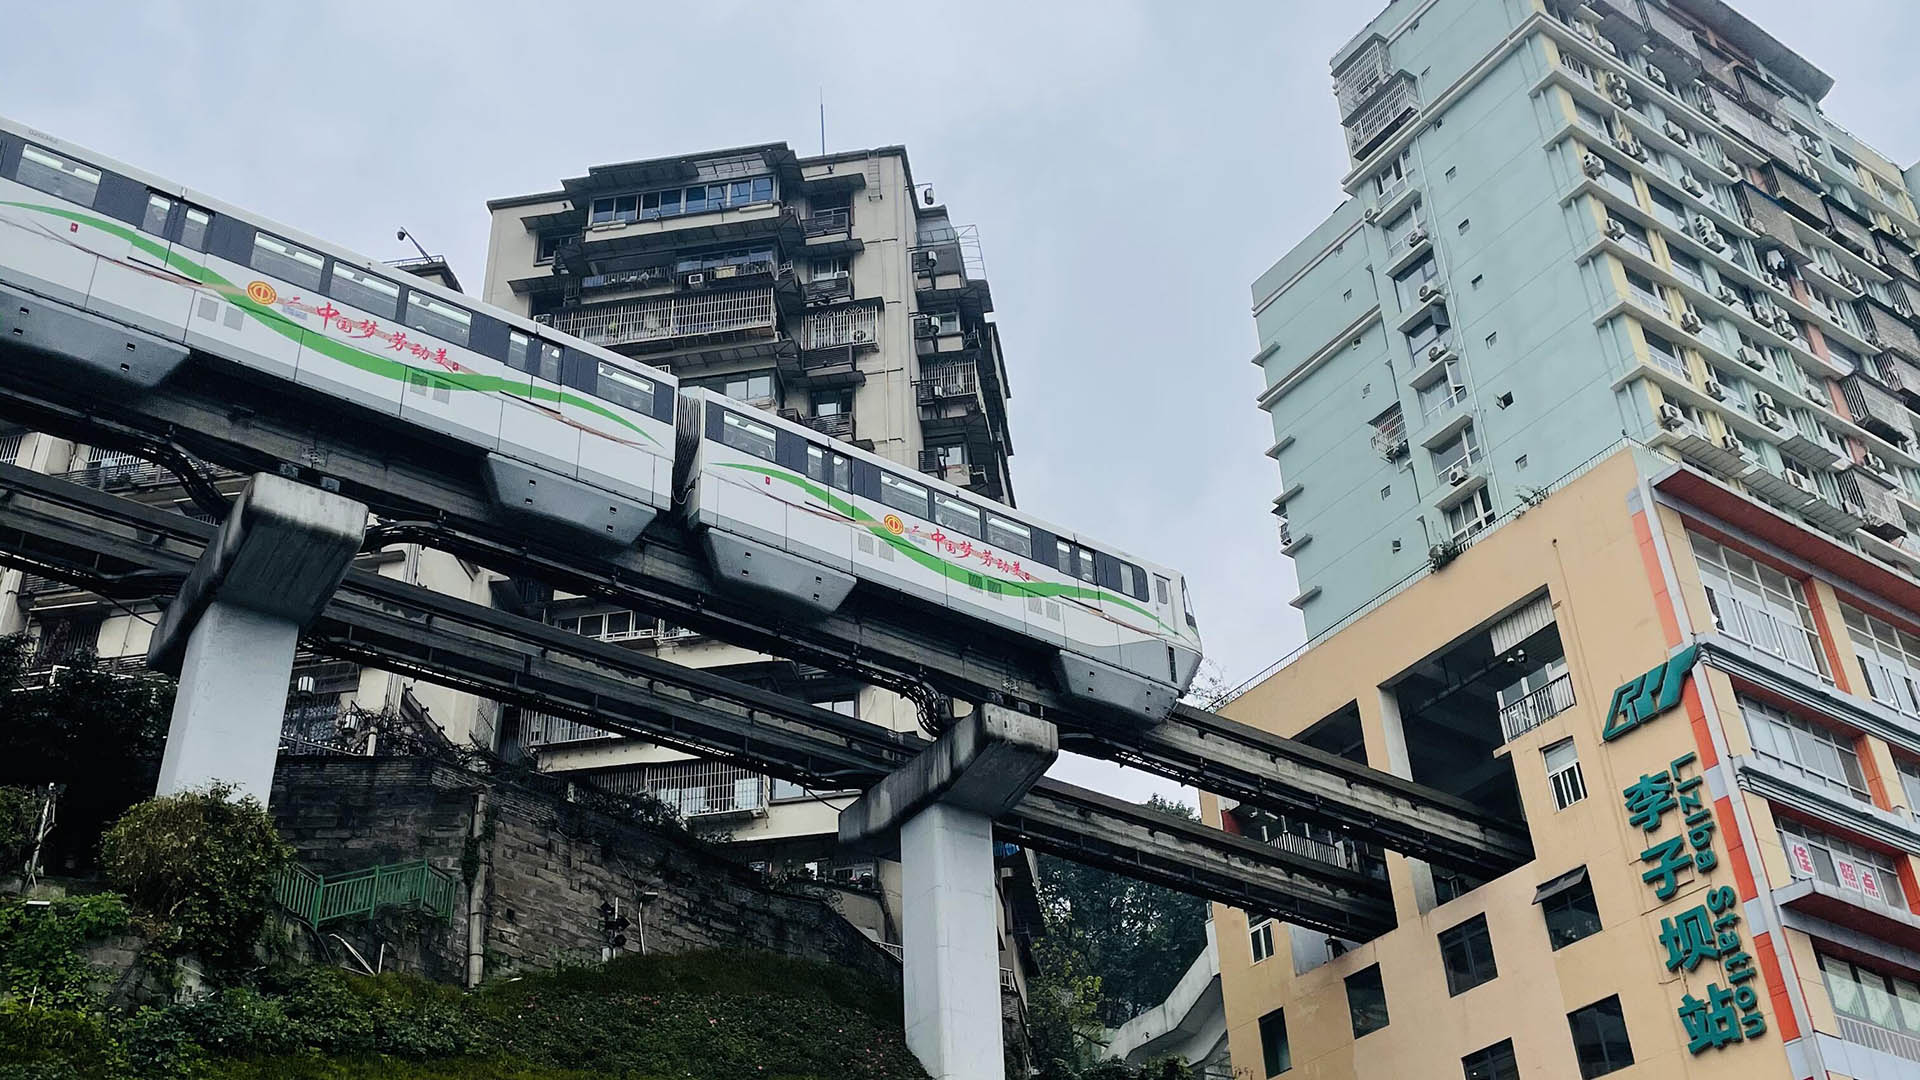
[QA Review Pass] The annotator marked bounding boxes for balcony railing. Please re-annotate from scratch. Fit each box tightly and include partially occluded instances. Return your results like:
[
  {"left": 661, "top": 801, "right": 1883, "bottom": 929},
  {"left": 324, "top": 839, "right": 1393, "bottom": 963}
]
[
  {"left": 518, "top": 710, "right": 618, "bottom": 748},
  {"left": 1335, "top": 37, "right": 1392, "bottom": 119},
  {"left": 803, "top": 208, "right": 850, "bottom": 236},
  {"left": 0, "top": 433, "right": 22, "bottom": 466},
  {"left": 1345, "top": 74, "right": 1417, "bottom": 158},
  {"left": 803, "top": 275, "right": 853, "bottom": 305},
  {"left": 1709, "top": 589, "right": 1826, "bottom": 676},
  {"left": 1498, "top": 674, "right": 1577, "bottom": 742},
  {"left": 1842, "top": 373, "right": 1913, "bottom": 447},
  {"left": 1370, "top": 411, "right": 1409, "bottom": 460},
  {"left": 1838, "top": 1015, "right": 1920, "bottom": 1065},
  {"left": 590, "top": 759, "right": 768, "bottom": 818},
  {"left": 803, "top": 305, "right": 879, "bottom": 351},
  {"left": 543, "top": 288, "right": 776, "bottom": 350},
  {"left": 917, "top": 358, "right": 979, "bottom": 399},
  {"left": 803, "top": 412, "right": 854, "bottom": 441}
]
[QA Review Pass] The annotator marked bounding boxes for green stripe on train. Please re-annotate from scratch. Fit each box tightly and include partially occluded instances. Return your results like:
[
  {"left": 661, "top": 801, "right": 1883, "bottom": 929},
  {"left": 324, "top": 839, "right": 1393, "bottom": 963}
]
[
  {"left": 0, "top": 202, "right": 656, "bottom": 445},
  {"left": 715, "top": 461, "right": 1185, "bottom": 638}
]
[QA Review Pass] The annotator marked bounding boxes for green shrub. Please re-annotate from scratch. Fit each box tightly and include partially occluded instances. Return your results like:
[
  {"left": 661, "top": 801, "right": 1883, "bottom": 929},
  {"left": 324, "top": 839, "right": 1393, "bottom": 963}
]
[
  {"left": 0, "top": 1001, "right": 126, "bottom": 1078},
  {"left": 0, "top": 894, "right": 129, "bottom": 1010},
  {"left": 98, "top": 784, "right": 292, "bottom": 975}
]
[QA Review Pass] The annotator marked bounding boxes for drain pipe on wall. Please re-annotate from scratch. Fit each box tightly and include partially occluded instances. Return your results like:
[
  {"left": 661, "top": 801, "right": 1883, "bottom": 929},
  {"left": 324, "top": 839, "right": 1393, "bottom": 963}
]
[{"left": 465, "top": 790, "right": 491, "bottom": 989}]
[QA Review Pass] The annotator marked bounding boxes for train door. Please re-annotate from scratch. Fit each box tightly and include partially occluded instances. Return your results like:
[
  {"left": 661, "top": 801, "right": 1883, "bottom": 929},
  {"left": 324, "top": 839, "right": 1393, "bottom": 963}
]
[
  {"left": 85, "top": 184, "right": 197, "bottom": 341},
  {"left": 395, "top": 289, "right": 501, "bottom": 448},
  {"left": 496, "top": 331, "right": 580, "bottom": 477},
  {"left": 1055, "top": 538, "right": 1121, "bottom": 662},
  {"left": 785, "top": 439, "right": 855, "bottom": 573}
]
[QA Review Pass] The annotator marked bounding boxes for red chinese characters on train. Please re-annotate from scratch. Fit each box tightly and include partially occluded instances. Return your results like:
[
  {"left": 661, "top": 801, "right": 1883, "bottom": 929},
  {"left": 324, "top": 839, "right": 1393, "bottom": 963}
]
[
  {"left": 913, "top": 527, "right": 1034, "bottom": 581},
  {"left": 278, "top": 297, "right": 461, "bottom": 372}
]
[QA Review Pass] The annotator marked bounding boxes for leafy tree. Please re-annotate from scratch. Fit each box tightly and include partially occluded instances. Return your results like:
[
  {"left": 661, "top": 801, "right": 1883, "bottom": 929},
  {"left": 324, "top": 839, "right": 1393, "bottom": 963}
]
[
  {"left": 99, "top": 784, "right": 293, "bottom": 976},
  {"left": 0, "top": 634, "right": 173, "bottom": 874}
]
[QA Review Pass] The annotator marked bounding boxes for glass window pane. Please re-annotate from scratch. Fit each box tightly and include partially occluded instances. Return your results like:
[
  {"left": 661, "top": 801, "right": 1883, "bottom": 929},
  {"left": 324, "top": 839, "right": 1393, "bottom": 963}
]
[
  {"left": 403, "top": 293, "right": 472, "bottom": 347},
  {"left": 507, "top": 331, "right": 533, "bottom": 375},
  {"left": 989, "top": 516, "right": 1032, "bottom": 558},
  {"left": 140, "top": 193, "right": 172, "bottom": 236},
  {"left": 327, "top": 264, "right": 401, "bottom": 320},
  {"left": 179, "top": 208, "right": 211, "bottom": 252},
  {"left": 720, "top": 411, "right": 777, "bottom": 461},
  {"left": 17, "top": 145, "right": 100, "bottom": 205},
  {"left": 880, "top": 474, "right": 929, "bottom": 518},
  {"left": 250, "top": 233, "right": 325, "bottom": 291},
  {"left": 596, "top": 362, "right": 655, "bottom": 414},
  {"left": 934, "top": 495, "right": 982, "bottom": 538}
]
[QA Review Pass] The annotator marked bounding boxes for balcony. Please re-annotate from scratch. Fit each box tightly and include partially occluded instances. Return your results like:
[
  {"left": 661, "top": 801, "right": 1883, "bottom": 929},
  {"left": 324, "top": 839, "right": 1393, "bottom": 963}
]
[
  {"left": 1345, "top": 73, "right": 1417, "bottom": 160},
  {"left": 1842, "top": 373, "right": 1914, "bottom": 448},
  {"left": 544, "top": 287, "right": 777, "bottom": 353},
  {"left": 518, "top": 710, "right": 618, "bottom": 749},
  {"left": 802, "top": 274, "right": 852, "bottom": 306},
  {"left": 917, "top": 451, "right": 989, "bottom": 493},
  {"left": 1334, "top": 36, "right": 1393, "bottom": 120},
  {"left": 1878, "top": 352, "right": 1920, "bottom": 412},
  {"left": 1863, "top": 302, "right": 1920, "bottom": 364},
  {"left": 1838, "top": 1016, "right": 1920, "bottom": 1066},
  {"left": 1842, "top": 468, "right": 1906, "bottom": 541},
  {"left": 1370, "top": 409, "right": 1410, "bottom": 461},
  {"left": 0, "top": 432, "right": 22, "bottom": 465},
  {"left": 802, "top": 208, "right": 850, "bottom": 237},
  {"left": 603, "top": 759, "right": 769, "bottom": 821},
  {"left": 1498, "top": 673, "right": 1577, "bottom": 743},
  {"left": 798, "top": 410, "right": 854, "bottom": 442}
]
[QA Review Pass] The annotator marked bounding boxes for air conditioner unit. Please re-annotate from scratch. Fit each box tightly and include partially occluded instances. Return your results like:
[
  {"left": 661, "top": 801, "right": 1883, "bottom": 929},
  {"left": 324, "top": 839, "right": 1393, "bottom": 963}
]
[
  {"left": 1800, "top": 134, "right": 1823, "bottom": 157},
  {"left": 1664, "top": 120, "right": 1689, "bottom": 145},
  {"left": 1407, "top": 227, "right": 1429, "bottom": 248},
  {"left": 1784, "top": 470, "right": 1817, "bottom": 495},
  {"left": 1866, "top": 452, "right": 1891, "bottom": 474},
  {"left": 1703, "top": 376, "right": 1726, "bottom": 399},
  {"left": 851, "top": 329, "right": 871, "bottom": 342},
  {"left": 1715, "top": 284, "right": 1740, "bottom": 305},
  {"left": 1758, "top": 404, "right": 1783, "bottom": 429},
  {"left": 1745, "top": 216, "right": 1765, "bottom": 235},
  {"left": 534, "top": 313, "right": 554, "bottom": 325},
  {"left": 1604, "top": 71, "right": 1629, "bottom": 93},
  {"left": 1418, "top": 282, "right": 1445, "bottom": 302},
  {"left": 1363, "top": 205, "right": 1382, "bottom": 224},
  {"left": 1795, "top": 154, "right": 1818, "bottom": 180},
  {"left": 1428, "top": 343, "right": 1455, "bottom": 363},
  {"left": 1763, "top": 273, "right": 1789, "bottom": 293},
  {"left": 1752, "top": 390, "right": 1777, "bottom": 411},
  {"left": 1604, "top": 219, "right": 1627, "bottom": 241},
  {"left": 1805, "top": 382, "right": 1829, "bottom": 408},
  {"left": 1659, "top": 402, "right": 1688, "bottom": 429},
  {"left": 1895, "top": 224, "right": 1912, "bottom": 243},
  {"left": 1721, "top": 432, "right": 1749, "bottom": 456},
  {"left": 1816, "top": 261, "right": 1839, "bottom": 281},
  {"left": 1841, "top": 270, "right": 1865, "bottom": 294},
  {"left": 1575, "top": 20, "right": 1596, "bottom": 42},
  {"left": 1769, "top": 114, "right": 1792, "bottom": 136},
  {"left": 1582, "top": 153, "right": 1607, "bottom": 178},
  {"left": 1447, "top": 465, "right": 1470, "bottom": 486},
  {"left": 1648, "top": 66, "right": 1670, "bottom": 90},
  {"left": 1681, "top": 173, "right": 1706, "bottom": 196},
  {"left": 1681, "top": 309, "right": 1705, "bottom": 332},
  {"left": 1598, "top": 35, "right": 1620, "bottom": 57},
  {"left": 1720, "top": 158, "right": 1741, "bottom": 180},
  {"left": 1736, "top": 346, "right": 1766, "bottom": 371},
  {"left": 1616, "top": 134, "right": 1647, "bottom": 160}
]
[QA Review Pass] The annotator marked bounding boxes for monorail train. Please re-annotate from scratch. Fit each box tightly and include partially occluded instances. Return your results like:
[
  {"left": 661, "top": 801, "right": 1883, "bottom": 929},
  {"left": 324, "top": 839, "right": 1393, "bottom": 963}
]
[{"left": 0, "top": 115, "right": 1202, "bottom": 718}]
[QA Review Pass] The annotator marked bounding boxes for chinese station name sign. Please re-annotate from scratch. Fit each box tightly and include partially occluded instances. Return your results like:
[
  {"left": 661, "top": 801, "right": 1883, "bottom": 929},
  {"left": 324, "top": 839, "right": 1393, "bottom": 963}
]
[{"left": 1612, "top": 643, "right": 1767, "bottom": 1054}]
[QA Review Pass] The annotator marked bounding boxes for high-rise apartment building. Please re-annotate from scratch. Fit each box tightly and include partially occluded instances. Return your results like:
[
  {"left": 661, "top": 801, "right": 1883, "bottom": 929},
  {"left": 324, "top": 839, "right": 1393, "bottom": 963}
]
[
  {"left": 1220, "top": 2, "right": 1920, "bottom": 1078},
  {"left": 1257, "top": 0, "right": 1920, "bottom": 641},
  {"left": 477, "top": 140, "right": 1033, "bottom": 1040}
]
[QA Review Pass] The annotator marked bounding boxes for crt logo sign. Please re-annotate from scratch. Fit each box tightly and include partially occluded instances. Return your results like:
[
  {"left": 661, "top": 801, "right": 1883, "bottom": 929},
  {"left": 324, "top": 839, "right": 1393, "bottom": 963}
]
[{"left": 1602, "top": 644, "right": 1699, "bottom": 743}]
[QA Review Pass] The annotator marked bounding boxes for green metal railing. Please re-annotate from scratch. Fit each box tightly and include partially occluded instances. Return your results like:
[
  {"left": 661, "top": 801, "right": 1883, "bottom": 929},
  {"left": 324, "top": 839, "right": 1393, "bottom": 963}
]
[{"left": 275, "top": 859, "right": 459, "bottom": 929}]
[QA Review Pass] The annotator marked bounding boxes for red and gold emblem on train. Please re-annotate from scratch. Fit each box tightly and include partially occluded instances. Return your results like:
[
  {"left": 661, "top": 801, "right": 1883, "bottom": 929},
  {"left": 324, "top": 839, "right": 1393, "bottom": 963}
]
[
  {"left": 883, "top": 514, "right": 905, "bottom": 536},
  {"left": 245, "top": 280, "right": 277, "bottom": 306}
]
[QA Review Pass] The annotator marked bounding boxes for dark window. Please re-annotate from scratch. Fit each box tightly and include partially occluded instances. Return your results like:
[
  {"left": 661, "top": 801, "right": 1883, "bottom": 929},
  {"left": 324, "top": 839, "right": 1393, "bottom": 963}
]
[
  {"left": 933, "top": 493, "right": 983, "bottom": 539},
  {"left": 988, "top": 515, "right": 1031, "bottom": 558},
  {"left": 139, "top": 193, "right": 172, "bottom": 236},
  {"left": 178, "top": 207, "right": 211, "bottom": 252},
  {"left": 507, "top": 332, "right": 563, "bottom": 383},
  {"left": 803, "top": 444, "right": 853, "bottom": 492},
  {"left": 1539, "top": 869, "right": 1602, "bottom": 950},
  {"left": 403, "top": 292, "right": 472, "bottom": 347},
  {"left": 719, "top": 410, "right": 777, "bottom": 462},
  {"left": 536, "top": 232, "right": 575, "bottom": 262},
  {"left": 1346, "top": 964, "right": 1389, "bottom": 1038},
  {"left": 250, "top": 233, "right": 324, "bottom": 292},
  {"left": 327, "top": 264, "right": 402, "bottom": 320},
  {"left": 16, "top": 145, "right": 100, "bottom": 205},
  {"left": 1461, "top": 1038, "right": 1518, "bottom": 1080},
  {"left": 1568, "top": 996, "right": 1634, "bottom": 1077},
  {"left": 1439, "top": 914, "right": 1497, "bottom": 996},
  {"left": 1258, "top": 1007, "right": 1290, "bottom": 1076},
  {"left": 880, "top": 473, "right": 930, "bottom": 519},
  {"left": 596, "top": 362, "right": 655, "bottom": 414}
]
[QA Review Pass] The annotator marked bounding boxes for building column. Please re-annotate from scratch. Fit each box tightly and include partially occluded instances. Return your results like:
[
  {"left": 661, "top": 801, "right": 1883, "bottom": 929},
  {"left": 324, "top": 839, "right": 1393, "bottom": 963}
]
[
  {"left": 841, "top": 704, "right": 1058, "bottom": 1080},
  {"left": 149, "top": 472, "right": 366, "bottom": 804}
]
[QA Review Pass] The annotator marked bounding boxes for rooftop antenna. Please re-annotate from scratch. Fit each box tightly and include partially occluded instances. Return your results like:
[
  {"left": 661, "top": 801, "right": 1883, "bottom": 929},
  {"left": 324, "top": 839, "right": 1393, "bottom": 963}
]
[
  {"left": 819, "top": 87, "right": 826, "bottom": 156},
  {"left": 395, "top": 227, "right": 432, "bottom": 261}
]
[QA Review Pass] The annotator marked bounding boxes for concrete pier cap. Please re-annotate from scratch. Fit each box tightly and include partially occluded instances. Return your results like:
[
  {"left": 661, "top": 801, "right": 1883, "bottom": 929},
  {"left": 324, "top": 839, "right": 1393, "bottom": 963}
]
[
  {"left": 150, "top": 472, "right": 367, "bottom": 802},
  {"left": 838, "top": 703, "right": 1059, "bottom": 855}
]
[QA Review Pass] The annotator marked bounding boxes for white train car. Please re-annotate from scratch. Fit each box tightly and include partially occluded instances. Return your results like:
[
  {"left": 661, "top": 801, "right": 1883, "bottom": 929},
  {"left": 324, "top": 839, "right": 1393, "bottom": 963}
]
[
  {"left": 678, "top": 388, "right": 1204, "bottom": 719},
  {"left": 0, "top": 115, "right": 675, "bottom": 545}
]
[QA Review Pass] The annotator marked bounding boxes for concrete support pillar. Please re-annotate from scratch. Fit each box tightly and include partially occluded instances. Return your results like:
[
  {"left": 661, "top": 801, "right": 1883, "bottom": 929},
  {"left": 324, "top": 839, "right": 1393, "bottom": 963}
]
[
  {"left": 900, "top": 801, "right": 1001, "bottom": 1080},
  {"left": 149, "top": 473, "right": 366, "bottom": 804},
  {"left": 841, "top": 704, "right": 1058, "bottom": 1080}
]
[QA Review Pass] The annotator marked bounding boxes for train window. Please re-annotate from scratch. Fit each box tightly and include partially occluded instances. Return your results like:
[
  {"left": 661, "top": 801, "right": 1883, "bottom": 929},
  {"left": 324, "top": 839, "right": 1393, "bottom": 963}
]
[
  {"left": 1182, "top": 579, "right": 1198, "bottom": 630},
  {"left": 179, "top": 207, "right": 211, "bottom": 252},
  {"left": 1155, "top": 575, "right": 1171, "bottom": 606},
  {"left": 16, "top": 145, "right": 100, "bottom": 206},
  {"left": 987, "top": 515, "right": 1031, "bottom": 558},
  {"left": 880, "top": 474, "right": 930, "bottom": 519},
  {"left": 403, "top": 293, "right": 472, "bottom": 347},
  {"left": 804, "top": 445, "right": 852, "bottom": 491},
  {"left": 1118, "top": 563, "right": 1145, "bottom": 601},
  {"left": 596, "top": 362, "right": 655, "bottom": 413},
  {"left": 250, "top": 233, "right": 324, "bottom": 291},
  {"left": 507, "top": 333, "right": 563, "bottom": 383},
  {"left": 719, "top": 411, "right": 777, "bottom": 462},
  {"left": 1056, "top": 541, "right": 1097, "bottom": 585},
  {"left": 934, "top": 494, "right": 983, "bottom": 539},
  {"left": 327, "top": 264, "right": 401, "bottom": 319},
  {"left": 139, "top": 194, "right": 172, "bottom": 237}
]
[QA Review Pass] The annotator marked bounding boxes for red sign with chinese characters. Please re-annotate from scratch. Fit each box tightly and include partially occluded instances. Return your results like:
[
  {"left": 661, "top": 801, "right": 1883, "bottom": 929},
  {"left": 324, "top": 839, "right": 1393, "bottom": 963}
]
[{"left": 1789, "top": 842, "right": 1814, "bottom": 878}]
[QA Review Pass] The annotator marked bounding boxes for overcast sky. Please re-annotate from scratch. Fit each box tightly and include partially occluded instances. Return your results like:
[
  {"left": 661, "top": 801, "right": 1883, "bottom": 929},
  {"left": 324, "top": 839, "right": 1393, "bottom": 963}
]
[{"left": 7, "top": 0, "right": 1919, "bottom": 801}]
